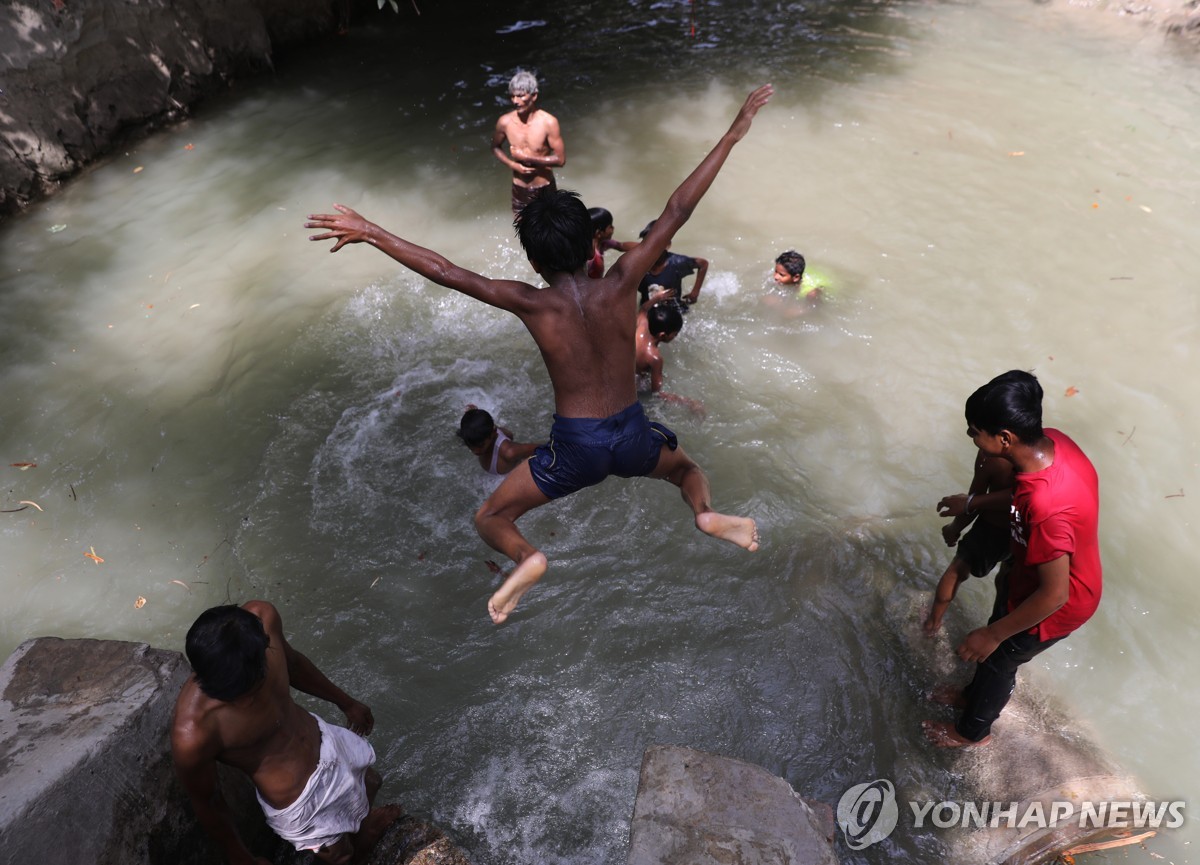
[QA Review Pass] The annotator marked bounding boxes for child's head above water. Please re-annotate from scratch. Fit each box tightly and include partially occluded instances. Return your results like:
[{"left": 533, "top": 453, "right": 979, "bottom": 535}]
[
  {"left": 646, "top": 302, "right": 683, "bottom": 341},
  {"left": 588, "top": 207, "right": 614, "bottom": 239},
  {"left": 773, "top": 250, "right": 806, "bottom": 285},
  {"left": 458, "top": 408, "right": 497, "bottom": 453}
]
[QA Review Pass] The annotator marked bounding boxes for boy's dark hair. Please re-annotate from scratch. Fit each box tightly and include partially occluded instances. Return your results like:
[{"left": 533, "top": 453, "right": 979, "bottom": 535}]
[
  {"left": 646, "top": 303, "right": 683, "bottom": 337},
  {"left": 457, "top": 408, "right": 496, "bottom": 448},
  {"left": 965, "top": 370, "right": 1044, "bottom": 443},
  {"left": 638, "top": 219, "right": 657, "bottom": 239},
  {"left": 588, "top": 207, "right": 613, "bottom": 234},
  {"left": 775, "top": 250, "right": 806, "bottom": 279},
  {"left": 185, "top": 605, "right": 270, "bottom": 702},
  {"left": 515, "top": 188, "right": 592, "bottom": 275}
]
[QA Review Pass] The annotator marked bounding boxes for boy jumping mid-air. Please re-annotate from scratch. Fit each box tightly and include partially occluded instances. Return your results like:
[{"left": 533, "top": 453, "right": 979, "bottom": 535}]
[{"left": 308, "top": 85, "right": 771, "bottom": 623}]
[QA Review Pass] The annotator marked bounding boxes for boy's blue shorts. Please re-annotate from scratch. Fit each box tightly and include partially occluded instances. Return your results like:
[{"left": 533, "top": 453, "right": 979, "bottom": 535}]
[{"left": 529, "top": 402, "right": 678, "bottom": 500}]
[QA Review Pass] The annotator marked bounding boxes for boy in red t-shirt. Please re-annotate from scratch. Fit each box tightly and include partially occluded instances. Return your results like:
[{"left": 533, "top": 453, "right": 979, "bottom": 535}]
[{"left": 924, "top": 370, "right": 1102, "bottom": 747}]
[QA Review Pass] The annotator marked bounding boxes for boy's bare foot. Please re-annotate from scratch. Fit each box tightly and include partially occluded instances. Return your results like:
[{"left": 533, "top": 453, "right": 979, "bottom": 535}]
[
  {"left": 351, "top": 804, "right": 406, "bottom": 863},
  {"left": 696, "top": 512, "right": 759, "bottom": 551},
  {"left": 487, "top": 551, "right": 547, "bottom": 624},
  {"left": 928, "top": 684, "right": 967, "bottom": 709},
  {"left": 921, "top": 720, "right": 990, "bottom": 748}
]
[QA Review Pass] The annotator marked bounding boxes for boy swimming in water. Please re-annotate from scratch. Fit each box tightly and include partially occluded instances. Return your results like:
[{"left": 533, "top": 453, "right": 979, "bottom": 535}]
[
  {"left": 458, "top": 407, "right": 541, "bottom": 476},
  {"left": 587, "top": 207, "right": 637, "bottom": 278},
  {"left": 763, "top": 249, "right": 823, "bottom": 318},
  {"left": 308, "top": 85, "right": 771, "bottom": 623},
  {"left": 635, "top": 303, "right": 704, "bottom": 417}
]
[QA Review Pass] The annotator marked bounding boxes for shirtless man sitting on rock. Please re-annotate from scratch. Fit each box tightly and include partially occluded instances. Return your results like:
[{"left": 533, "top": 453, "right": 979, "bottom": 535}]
[
  {"left": 308, "top": 85, "right": 772, "bottom": 624},
  {"left": 171, "top": 601, "right": 402, "bottom": 865}
]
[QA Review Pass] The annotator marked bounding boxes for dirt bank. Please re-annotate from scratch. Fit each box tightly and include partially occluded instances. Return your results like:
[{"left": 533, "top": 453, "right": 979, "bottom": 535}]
[{"left": 0, "top": 0, "right": 339, "bottom": 221}]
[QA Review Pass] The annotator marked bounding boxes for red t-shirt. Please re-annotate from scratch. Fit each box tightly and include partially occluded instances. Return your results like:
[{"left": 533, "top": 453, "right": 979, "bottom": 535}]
[{"left": 1006, "top": 428, "right": 1103, "bottom": 641}]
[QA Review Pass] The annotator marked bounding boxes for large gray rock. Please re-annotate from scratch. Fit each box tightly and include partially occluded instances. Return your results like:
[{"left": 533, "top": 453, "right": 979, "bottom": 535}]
[
  {"left": 627, "top": 744, "right": 840, "bottom": 865},
  {"left": 0, "top": 636, "right": 272, "bottom": 865},
  {"left": 895, "top": 588, "right": 1154, "bottom": 864},
  {"left": 0, "top": 0, "right": 337, "bottom": 219}
]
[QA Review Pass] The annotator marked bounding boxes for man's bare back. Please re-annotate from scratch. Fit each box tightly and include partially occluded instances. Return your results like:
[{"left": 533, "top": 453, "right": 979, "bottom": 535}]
[{"left": 172, "top": 601, "right": 398, "bottom": 864}]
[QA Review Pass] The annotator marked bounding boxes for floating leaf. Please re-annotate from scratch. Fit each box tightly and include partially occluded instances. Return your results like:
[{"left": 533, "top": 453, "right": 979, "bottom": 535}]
[
  {"left": 18, "top": 500, "right": 43, "bottom": 511},
  {"left": 1065, "top": 386, "right": 1079, "bottom": 397},
  {"left": 84, "top": 546, "right": 104, "bottom": 564},
  {"left": 183, "top": 143, "right": 194, "bottom": 151},
  {"left": 134, "top": 596, "right": 147, "bottom": 609},
  {"left": 10, "top": 462, "right": 37, "bottom": 469},
  {"left": 1007, "top": 151, "right": 1025, "bottom": 157},
  {"left": 48, "top": 224, "right": 67, "bottom": 233},
  {"left": 133, "top": 166, "right": 144, "bottom": 174},
  {"left": 170, "top": 579, "right": 191, "bottom": 591}
]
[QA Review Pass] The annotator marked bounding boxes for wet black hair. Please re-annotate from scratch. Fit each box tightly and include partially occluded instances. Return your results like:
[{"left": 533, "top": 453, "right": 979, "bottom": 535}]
[
  {"left": 515, "top": 188, "right": 592, "bottom": 275},
  {"left": 646, "top": 303, "right": 683, "bottom": 337},
  {"left": 588, "top": 207, "right": 613, "bottom": 234},
  {"left": 457, "top": 408, "right": 496, "bottom": 448},
  {"left": 965, "top": 370, "right": 1044, "bottom": 444},
  {"left": 775, "top": 250, "right": 806, "bottom": 279},
  {"left": 638, "top": 219, "right": 657, "bottom": 239},
  {"left": 185, "top": 605, "right": 269, "bottom": 702}
]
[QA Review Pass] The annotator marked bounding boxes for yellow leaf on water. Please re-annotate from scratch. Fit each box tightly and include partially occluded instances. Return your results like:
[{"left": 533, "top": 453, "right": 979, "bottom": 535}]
[{"left": 134, "top": 596, "right": 147, "bottom": 609}]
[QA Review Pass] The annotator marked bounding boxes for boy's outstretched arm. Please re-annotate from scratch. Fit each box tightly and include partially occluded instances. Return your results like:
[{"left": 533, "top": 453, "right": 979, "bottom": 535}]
[
  {"left": 611, "top": 84, "right": 773, "bottom": 287},
  {"left": 307, "top": 205, "right": 537, "bottom": 315}
]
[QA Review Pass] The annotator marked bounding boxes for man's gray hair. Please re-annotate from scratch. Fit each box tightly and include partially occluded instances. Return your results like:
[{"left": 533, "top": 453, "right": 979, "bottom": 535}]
[{"left": 509, "top": 70, "right": 539, "bottom": 95}]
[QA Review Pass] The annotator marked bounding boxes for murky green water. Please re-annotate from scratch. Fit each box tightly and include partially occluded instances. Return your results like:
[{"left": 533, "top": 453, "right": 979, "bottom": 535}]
[{"left": 1, "top": 1, "right": 1197, "bottom": 861}]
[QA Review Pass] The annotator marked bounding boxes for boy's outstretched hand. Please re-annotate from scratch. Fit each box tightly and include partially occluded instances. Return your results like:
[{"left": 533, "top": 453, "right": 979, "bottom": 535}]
[
  {"left": 728, "top": 84, "right": 774, "bottom": 141},
  {"left": 307, "top": 204, "right": 376, "bottom": 253}
]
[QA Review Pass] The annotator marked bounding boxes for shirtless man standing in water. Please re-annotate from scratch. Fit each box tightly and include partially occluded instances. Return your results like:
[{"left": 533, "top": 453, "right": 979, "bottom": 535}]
[
  {"left": 491, "top": 70, "right": 565, "bottom": 214},
  {"left": 308, "top": 85, "right": 772, "bottom": 623},
  {"left": 172, "top": 601, "right": 402, "bottom": 864}
]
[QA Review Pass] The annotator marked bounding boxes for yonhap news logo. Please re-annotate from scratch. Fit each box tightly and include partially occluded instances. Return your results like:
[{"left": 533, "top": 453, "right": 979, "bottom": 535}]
[
  {"left": 836, "top": 779, "right": 1186, "bottom": 850},
  {"left": 836, "top": 779, "right": 899, "bottom": 850}
]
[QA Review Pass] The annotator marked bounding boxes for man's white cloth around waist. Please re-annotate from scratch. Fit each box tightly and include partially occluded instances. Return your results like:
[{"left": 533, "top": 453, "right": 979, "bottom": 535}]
[{"left": 256, "top": 712, "right": 376, "bottom": 851}]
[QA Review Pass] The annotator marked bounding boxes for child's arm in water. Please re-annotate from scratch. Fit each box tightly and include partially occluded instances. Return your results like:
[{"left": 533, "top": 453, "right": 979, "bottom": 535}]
[{"left": 682, "top": 256, "right": 709, "bottom": 305}]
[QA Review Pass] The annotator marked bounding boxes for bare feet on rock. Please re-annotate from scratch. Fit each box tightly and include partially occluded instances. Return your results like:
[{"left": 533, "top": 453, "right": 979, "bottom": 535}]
[{"left": 352, "top": 804, "right": 406, "bottom": 863}]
